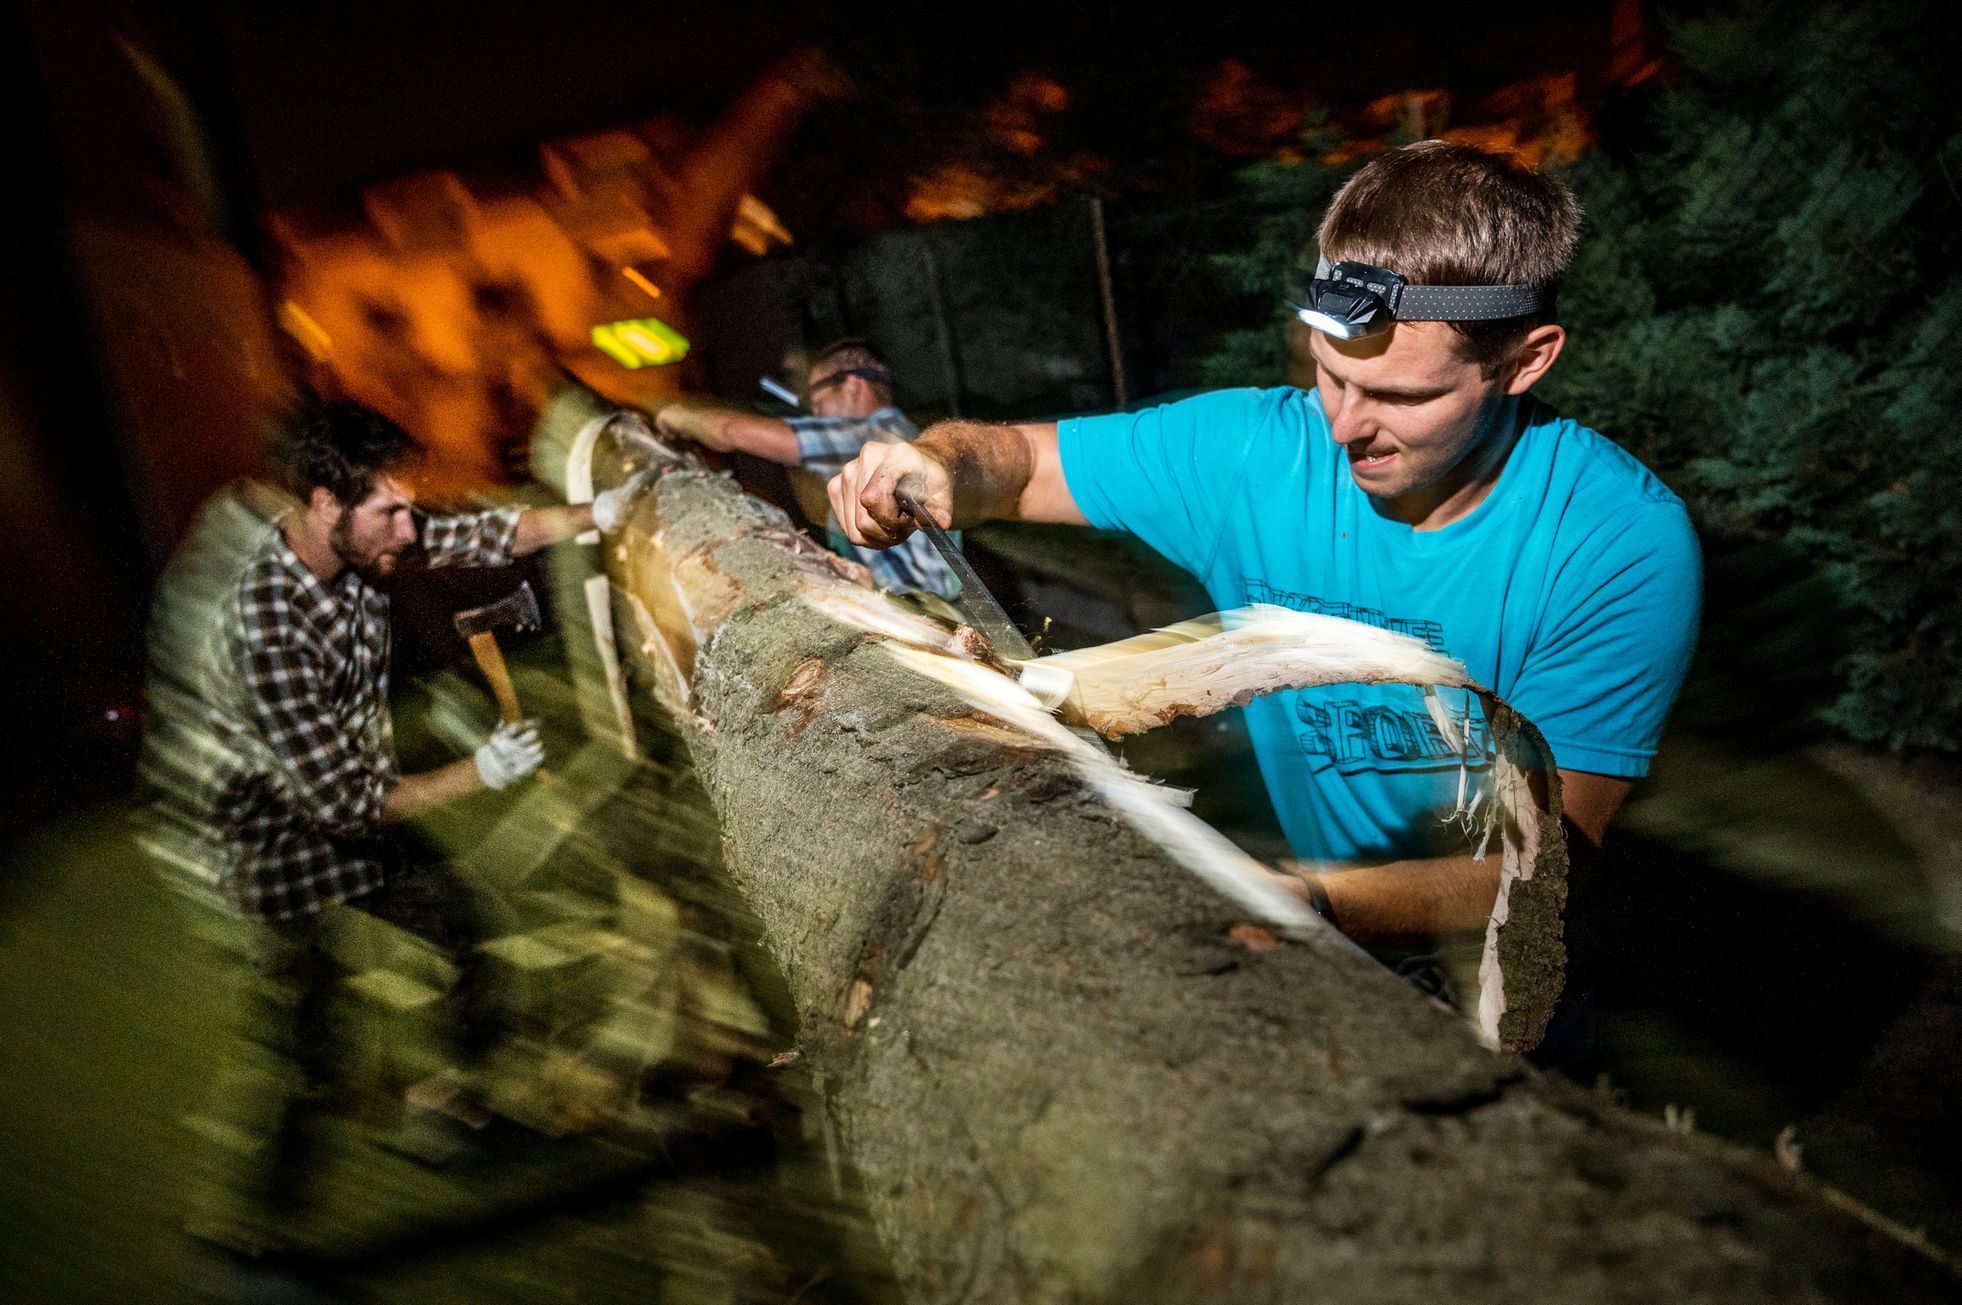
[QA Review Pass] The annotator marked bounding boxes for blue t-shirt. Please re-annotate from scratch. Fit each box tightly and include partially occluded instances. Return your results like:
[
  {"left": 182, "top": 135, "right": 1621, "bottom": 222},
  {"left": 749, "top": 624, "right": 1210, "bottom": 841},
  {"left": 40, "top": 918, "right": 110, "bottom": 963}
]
[{"left": 1058, "top": 387, "right": 1701, "bottom": 864}]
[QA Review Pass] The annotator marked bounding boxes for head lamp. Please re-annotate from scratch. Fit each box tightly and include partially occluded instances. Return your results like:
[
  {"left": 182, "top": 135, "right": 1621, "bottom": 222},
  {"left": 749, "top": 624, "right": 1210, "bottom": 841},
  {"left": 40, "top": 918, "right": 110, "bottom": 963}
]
[{"left": 1286, "top": 257, "right": 1547, "bottom": 341}]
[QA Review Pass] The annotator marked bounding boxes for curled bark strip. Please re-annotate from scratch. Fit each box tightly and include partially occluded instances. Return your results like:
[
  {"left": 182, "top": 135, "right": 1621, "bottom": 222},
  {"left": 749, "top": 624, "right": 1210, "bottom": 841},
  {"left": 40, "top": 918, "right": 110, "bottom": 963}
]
[{"left": 915, "top": 606, "right": 1570, "bottom": 1054}]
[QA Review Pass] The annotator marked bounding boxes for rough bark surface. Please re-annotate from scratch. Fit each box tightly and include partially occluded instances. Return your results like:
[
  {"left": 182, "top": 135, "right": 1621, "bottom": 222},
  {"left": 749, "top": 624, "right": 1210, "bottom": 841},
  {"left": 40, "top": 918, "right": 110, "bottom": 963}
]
[{"left": 545, "top": 390, "right": 1956, "bottom": 1304}]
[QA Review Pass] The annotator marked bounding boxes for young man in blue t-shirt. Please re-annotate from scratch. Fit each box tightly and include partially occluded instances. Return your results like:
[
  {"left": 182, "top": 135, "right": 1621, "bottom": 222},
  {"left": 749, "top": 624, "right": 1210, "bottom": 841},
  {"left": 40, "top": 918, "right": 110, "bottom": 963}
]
[{"left": 825, "top": 141, "right": 1700, "bottom": 951}]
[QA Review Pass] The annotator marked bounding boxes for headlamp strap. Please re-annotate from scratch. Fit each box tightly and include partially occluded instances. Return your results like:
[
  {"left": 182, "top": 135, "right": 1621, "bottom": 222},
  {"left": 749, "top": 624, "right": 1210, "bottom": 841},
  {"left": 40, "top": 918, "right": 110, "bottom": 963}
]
[{"left": 1312, "top": 257, "right": 1544, "bottom": 323}]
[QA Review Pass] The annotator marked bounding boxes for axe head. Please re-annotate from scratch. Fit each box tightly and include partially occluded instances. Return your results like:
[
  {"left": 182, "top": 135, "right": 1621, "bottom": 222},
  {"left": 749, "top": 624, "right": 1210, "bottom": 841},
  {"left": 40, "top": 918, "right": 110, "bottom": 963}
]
[{"left": 454, "top": 580, "right": 542, "bottom": 640}]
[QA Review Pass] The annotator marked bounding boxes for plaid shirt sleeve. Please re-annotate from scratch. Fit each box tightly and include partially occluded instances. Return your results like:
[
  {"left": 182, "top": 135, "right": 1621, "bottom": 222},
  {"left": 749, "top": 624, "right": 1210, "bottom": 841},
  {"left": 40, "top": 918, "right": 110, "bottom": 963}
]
[
  {"left": 785, "top": 410, "right": 963, "bottom": 599},
  {"left": 234, "top": 604, "right": 394, "bottom": 837},
  {"left": 419, "top": 506, "right": 523, "bottom": 569},
  {"left": 787, "top": 415, "right": 879, "bottom": 477}
]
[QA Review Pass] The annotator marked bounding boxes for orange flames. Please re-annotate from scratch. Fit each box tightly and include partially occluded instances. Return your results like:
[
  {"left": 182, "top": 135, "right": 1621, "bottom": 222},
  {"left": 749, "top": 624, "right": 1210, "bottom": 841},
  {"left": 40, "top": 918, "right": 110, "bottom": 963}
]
[
  {"left": 903, "top": 18, "right": 1654, "bottom": 224},
  {"left": 1188, "top": 60, "right": 1308, "bottom": 157},
  {"left": 1325, "top": 72, "right": 1594, "bottom": 170},
  {"left": 266, "top": 50, "right": 843, "bottom": 495},
  {"left": 270, "top": 130, "right": 789, "bottom": 492},
  {"left": 903, "top": 73, "right": 1100, "bottom": 223}
]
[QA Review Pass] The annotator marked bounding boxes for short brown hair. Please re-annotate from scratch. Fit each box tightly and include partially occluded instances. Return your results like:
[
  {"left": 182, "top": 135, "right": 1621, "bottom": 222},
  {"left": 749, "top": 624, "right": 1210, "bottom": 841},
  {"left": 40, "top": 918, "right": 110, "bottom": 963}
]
[
  {"left": 266, "top": 396, "right": 423, "bottom": 506},
  {"left": 1316, "top": 140, "right": 1583, "bottom": 371}
]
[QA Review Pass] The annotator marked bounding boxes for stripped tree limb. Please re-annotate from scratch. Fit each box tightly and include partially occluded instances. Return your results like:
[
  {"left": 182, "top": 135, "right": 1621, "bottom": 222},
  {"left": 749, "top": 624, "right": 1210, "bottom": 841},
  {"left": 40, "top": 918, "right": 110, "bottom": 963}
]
[{"left": 539, "top": 386, "right": 1957, "bottom": 1304}]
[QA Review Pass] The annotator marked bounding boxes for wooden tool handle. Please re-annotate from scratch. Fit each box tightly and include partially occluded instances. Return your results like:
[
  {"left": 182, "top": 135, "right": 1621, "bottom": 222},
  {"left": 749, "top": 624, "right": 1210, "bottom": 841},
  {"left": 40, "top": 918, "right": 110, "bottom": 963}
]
[{"left": 466, "top": 630, "right": 525, "bottom": 724}]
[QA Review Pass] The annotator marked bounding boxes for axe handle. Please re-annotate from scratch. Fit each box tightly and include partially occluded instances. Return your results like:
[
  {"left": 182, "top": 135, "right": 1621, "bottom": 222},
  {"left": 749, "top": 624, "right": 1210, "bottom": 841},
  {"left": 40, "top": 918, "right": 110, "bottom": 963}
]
[{"left": 466, "top": 631, "right": 525, "bottom": 724}]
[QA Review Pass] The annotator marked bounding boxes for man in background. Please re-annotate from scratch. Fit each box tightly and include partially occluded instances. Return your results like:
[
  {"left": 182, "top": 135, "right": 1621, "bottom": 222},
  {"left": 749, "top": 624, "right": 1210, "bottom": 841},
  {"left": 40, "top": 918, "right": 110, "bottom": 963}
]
[{"left": 656, "top": 338, "right": 961, "bottom": 599}]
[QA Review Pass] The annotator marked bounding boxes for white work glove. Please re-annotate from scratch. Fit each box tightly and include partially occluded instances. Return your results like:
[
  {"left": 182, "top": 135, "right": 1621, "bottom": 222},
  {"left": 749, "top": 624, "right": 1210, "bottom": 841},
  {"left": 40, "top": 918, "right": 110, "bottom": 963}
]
[
  {"left": 590, "top": 469, "right": 657, "bottom": 533},
  {"left": 474, "top": 719, "right": 545, "bottom": 790}
]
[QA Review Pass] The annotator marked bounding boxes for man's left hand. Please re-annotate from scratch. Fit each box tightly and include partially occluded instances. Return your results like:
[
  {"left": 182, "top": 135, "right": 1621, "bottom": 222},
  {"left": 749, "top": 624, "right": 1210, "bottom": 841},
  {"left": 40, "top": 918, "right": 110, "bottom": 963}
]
[{"left": 475, "top": 719, "right": 546, "bottom": 789}]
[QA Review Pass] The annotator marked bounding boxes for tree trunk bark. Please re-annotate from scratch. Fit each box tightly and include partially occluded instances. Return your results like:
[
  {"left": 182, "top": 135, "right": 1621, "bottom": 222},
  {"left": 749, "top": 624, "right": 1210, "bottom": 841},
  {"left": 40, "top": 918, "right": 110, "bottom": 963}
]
[{"left": 543, "top": 388, "right": 1956, "bottom": 1304}]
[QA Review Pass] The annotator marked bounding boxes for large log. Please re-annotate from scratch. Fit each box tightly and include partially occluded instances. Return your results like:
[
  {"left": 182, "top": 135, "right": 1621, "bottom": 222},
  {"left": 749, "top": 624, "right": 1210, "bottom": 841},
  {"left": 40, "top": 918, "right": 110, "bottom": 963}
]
[{"left": 544, "top": 390, "right": 1956, "bottom": 1303}]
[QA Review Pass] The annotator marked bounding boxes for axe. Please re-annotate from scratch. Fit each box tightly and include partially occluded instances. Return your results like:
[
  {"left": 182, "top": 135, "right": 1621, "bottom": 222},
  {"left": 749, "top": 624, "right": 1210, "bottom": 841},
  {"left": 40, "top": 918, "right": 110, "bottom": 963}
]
[{"left": 454, "top": 581, "right": 541, "bottom": 724}]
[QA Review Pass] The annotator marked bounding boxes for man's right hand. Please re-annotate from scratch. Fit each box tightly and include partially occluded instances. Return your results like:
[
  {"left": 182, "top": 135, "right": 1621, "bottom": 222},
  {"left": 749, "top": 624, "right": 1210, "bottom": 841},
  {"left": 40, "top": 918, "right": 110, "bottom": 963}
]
[
  {"left": 474, "top": 719, "right": 545, "bottom": 790},
  {"left": 828, "top": 441, "right": 953, "bottom": 548}
]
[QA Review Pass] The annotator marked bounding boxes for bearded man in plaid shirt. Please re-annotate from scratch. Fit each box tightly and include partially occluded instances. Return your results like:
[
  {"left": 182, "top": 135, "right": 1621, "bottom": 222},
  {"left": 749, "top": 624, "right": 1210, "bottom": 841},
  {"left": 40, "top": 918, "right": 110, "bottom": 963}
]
[{"left": 171, "top": 398, "right": 645, "bottom": 1257}]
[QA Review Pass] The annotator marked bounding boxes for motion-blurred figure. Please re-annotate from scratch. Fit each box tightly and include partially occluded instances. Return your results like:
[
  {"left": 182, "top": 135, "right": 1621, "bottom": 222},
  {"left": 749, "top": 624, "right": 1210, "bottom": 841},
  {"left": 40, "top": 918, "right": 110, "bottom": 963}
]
[{"left": 142, "top": 397, "right": 641, "bottom": 1262}]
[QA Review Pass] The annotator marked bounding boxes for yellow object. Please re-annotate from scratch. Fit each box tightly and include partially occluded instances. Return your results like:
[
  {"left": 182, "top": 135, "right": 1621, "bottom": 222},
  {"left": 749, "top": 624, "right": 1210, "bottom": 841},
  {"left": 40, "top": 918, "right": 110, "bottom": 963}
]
[{"left": 591, "top": 316, "right": 689, "bottom": 368}]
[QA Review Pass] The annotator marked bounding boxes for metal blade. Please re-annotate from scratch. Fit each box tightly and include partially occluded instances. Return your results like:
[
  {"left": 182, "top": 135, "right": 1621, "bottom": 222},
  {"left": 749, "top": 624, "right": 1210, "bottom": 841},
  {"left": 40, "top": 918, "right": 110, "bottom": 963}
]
[
  {"left": 894, "top": 491, "right": 1035, "bottom": 661},
  {"left": 894, "top": 492, "right": 1116, "bottom": 758},
  {"left": 453, "top": 579, "right": 542, "bottom": 639}
]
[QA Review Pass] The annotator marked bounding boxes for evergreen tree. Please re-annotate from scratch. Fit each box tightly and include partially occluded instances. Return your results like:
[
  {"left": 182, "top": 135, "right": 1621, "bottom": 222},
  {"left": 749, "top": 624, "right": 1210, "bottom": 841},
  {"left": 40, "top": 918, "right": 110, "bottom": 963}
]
[
  {"left": 1185, "top": 134, "right": 1346, "bottom": 389},
  {"left": 1546, "top": 0, "right": 1961, "bottom": 750}
]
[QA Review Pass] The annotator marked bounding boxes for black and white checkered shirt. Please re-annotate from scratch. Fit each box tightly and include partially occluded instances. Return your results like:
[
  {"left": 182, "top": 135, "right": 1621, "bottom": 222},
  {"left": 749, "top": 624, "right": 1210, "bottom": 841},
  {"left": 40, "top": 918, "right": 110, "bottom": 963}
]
[
  {"left": 201, "top": 507, "right": 522, "bottom": 920},
  {"left": 788, "top": 406, "right": 962, "bottom": 599}
]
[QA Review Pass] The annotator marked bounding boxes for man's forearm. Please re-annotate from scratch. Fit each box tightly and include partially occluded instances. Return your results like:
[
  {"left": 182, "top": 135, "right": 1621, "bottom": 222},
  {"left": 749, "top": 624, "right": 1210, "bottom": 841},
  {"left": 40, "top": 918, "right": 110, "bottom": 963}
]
[
  {"left": 1307, "top": 854, "right": 1503, "bottom": 945},
  {"left": 511, "top": 503, "right": 596, "bottom": 556},
  {"left": 379, "top": 757, "right": 484, "bottom": 824},
  {"left": 656, "top": 403, "right": 736, "bottom": 450},
  {"left": 915, "top": 421, "right": 1038, "bottom": 526},
  {"left": 829, "top": 418, "right": 1078, "bottom": 547},
  {"left": 658, "top": 404, "right": 800, "bottom": 464},
  {"left": 1292, "top": 769, "right": 1605, "bottom": 946}
]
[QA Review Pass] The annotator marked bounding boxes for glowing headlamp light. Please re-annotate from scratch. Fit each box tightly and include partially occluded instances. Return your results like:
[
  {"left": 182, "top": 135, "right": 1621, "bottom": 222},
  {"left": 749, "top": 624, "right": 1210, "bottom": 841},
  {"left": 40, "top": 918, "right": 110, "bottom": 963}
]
[{"left": 1287, "top": 257, "right": 1547, "bottom": 341}]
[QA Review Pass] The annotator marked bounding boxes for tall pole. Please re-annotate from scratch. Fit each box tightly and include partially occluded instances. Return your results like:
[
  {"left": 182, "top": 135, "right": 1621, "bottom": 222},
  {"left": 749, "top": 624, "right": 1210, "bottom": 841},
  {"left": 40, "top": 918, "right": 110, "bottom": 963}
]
[
  {"left": 918, "top": 232, "right": 964, "bottom": 418},
  {"left": 1089, "top": 196, "right": 1128, "bottom": 409}
]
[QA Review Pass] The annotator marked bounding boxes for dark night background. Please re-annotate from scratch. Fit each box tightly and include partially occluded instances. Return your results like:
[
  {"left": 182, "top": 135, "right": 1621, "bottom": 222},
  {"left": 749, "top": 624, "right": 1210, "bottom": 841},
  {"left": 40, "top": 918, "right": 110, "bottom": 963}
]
[{"left": 5, "top": 1, "right": 1962, "bottom": 1296}]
